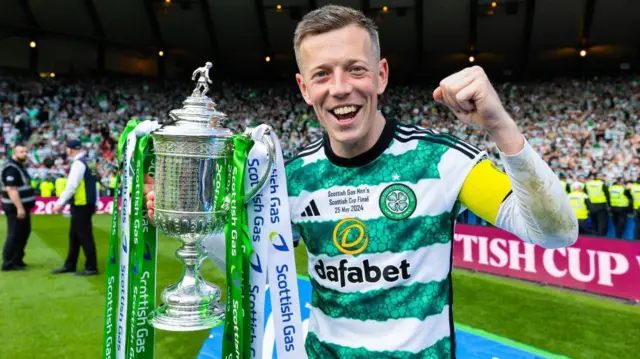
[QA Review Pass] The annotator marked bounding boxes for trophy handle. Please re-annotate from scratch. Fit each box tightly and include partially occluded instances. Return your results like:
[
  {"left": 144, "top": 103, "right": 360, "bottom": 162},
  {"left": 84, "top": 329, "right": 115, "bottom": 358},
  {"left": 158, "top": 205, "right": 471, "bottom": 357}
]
[{"left": 241, "top": 132, "right": 275, "bottom": 204}]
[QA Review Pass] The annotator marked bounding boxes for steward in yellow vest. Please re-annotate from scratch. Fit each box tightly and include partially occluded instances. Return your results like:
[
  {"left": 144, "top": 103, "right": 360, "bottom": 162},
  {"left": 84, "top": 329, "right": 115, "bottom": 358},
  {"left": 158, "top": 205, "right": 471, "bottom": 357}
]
[
  {"left": 568, "top": 183, "right": 592, "bottom": 235},
  {"left": 608, "top": 178, "right": 632, "bottom": 238},
  {"left": 584, "top": 174, "right": 609, "bottom": 236},
  {"left": 51, "top": 140, "right": 98, "bottom": 275},
  {"left": 558, "top": 173, "right": 570, "bottom": 194},
  {"left": 31, "top": 178, "right": 40, "bottom": 196},
  {"left": 630, "top": 181, "right": 639, "bottom": 240},
  {"left": 55, "top": 177, "right": 67, "bottom": 198},
  {"left": 39, "top": 179, "right": 54, "bottom": 198},
  {"left": 108, "top": 175, "right": 116, "bottom": 196}
]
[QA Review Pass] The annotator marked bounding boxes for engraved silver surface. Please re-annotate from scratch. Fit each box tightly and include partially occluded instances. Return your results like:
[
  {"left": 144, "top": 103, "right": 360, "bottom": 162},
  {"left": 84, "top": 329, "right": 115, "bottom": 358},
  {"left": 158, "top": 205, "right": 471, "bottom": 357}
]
[
  {"left": 148, "top": 62, "right": 274, "bottom": 332},
  {"left": 148, "top": 63, "right": 232, "bottom": 332}
]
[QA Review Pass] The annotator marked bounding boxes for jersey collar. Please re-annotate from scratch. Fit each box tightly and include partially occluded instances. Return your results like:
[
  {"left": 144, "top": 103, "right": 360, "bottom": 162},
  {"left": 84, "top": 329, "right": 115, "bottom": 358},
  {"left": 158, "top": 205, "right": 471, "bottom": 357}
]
[{"left": 323, "top": 117, "right": 397, "bottom": 168}]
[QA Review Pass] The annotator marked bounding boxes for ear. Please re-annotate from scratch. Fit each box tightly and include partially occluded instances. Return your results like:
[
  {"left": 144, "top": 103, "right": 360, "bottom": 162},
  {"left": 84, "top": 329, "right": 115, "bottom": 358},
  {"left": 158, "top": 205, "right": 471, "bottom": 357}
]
[
  {"left": 295, "top": 73, "right": 313, "bottom": 106},
  {"left": 376, "top": 58, "right": 389, "bottom": 95}
]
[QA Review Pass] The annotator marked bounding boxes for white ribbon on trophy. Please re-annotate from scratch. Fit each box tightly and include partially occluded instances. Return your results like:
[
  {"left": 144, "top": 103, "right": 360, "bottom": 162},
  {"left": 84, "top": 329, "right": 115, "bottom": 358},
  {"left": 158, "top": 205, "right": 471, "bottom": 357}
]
[
  {"left": 201, "top": 124, "right": 306, "bottom": 359},
  {"left": 245, "top": 124, "right": 306, "bottom": 359}
]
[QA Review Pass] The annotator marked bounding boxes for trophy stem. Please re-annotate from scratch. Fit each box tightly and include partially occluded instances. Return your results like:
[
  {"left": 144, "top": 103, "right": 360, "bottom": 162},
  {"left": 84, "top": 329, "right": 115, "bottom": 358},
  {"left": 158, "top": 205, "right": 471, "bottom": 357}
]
[
  {"left": 148, "top": 239, "right": 225, "bottom": 331},
  {"left": 178, "top": 242, "right": 200, "bottom": 285}
]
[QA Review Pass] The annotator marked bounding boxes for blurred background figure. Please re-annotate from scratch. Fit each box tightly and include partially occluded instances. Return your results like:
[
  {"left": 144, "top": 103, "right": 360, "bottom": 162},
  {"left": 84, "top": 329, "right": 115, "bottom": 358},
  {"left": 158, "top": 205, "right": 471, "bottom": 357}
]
[
  {"left": 38, "top": 175, "right": 54, "bottom": 198},
  {"left": 568, "top": 181, "right": 592, "bottom": 235},
  {"left": 1, "top": 143, "right": 35, "bottom": 271},
  {"left": 585, "top": 173, "right": 609, "bottom": 236},
  {"left": 50, "top": 140, "right": 99, "bottom": 276},
  {"left": 558, "top": 173, "right": 570, "bottom": 194},
  {"left": 607, "top": 177, "right": 633, "bottom": 238},
  {"left": 55, "top": 172, "right": 67, "bottom": 198},
  {"left": 630, "top": 179, "right": 640, "bottom": 240}
]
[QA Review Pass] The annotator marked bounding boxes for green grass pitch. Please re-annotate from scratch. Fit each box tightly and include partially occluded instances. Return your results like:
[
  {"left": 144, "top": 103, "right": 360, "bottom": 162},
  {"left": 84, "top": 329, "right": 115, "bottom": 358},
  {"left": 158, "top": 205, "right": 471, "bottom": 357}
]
[{"left": 0, "top": 215, "right": 638, "bottom": 358}]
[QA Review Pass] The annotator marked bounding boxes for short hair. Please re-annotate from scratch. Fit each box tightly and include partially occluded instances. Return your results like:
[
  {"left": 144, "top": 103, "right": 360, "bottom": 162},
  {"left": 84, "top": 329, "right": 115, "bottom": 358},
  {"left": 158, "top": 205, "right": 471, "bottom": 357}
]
[
  {"left": 13, "top": 142, "right": 27, "bottom": 149},
  {"left": 293, "top": 5, "right": 380, "bottom": 70}
]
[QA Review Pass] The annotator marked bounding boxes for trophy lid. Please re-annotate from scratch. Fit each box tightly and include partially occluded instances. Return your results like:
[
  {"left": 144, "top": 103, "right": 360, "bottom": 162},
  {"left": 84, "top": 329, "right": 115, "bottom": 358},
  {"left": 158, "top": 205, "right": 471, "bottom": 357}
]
[{"left": 153, "top": 62, "right": 233, "bottom": 138}]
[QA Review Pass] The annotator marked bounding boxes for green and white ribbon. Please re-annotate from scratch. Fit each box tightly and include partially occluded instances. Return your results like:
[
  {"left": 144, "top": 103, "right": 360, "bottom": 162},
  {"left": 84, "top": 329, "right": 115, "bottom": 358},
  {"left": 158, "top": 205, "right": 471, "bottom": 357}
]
[
  {"left": 103, "top": 119, "right": 161, "bottom": 359},
  {"left": 222, "top": 134, "right": 254, "bottom": 359},
  {"left": 219, "top": 126, "right": 305, "bottom": 359},
  {"left": 127, "top": 130, "right": 159, "bottom": 358},
  {"left": 103, "top": 120, "right": 137, "bottom": 359}
]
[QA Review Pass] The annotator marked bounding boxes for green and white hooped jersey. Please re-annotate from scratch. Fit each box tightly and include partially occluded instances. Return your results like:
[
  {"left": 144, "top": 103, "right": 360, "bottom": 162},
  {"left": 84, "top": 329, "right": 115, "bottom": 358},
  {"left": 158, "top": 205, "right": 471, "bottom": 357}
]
[{"left": 286, "top": 119, "right": 486, "bottom": 359}]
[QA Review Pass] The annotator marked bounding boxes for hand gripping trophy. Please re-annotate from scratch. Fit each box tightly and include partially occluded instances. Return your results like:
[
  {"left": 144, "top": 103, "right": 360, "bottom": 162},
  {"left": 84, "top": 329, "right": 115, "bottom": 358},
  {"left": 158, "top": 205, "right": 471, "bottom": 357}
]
[{"left": 147, "top": 62, "right": 275, "bottom": 331}]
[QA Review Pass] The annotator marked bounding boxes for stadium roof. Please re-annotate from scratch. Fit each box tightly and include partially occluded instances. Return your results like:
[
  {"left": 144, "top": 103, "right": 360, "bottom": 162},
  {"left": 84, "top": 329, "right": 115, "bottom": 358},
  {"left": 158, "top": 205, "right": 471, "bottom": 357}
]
[{"left": 1, "top": 0, "right": 639, "bottom": 82}]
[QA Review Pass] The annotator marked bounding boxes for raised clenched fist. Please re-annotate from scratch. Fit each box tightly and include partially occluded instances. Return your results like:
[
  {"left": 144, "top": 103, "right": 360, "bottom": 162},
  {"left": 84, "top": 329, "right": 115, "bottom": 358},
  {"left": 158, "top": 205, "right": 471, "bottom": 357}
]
[{"left": 433, "top": 66, "right": 511, "bottom": 132}]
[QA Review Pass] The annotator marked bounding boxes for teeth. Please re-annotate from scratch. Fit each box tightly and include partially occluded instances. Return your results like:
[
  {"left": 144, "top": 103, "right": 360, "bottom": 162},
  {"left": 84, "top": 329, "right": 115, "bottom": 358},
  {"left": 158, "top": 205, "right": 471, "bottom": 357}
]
[{"left": 333, "top": 106, "right": 358, "bottom": 115}]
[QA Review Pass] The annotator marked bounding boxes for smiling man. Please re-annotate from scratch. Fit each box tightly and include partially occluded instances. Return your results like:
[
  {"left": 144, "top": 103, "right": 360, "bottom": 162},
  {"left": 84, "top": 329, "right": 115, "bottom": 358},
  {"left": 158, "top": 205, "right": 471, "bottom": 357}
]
[
  {"left": 143, "top": 4, "right": 578, "bottom": 358},
  {"left": 284, "top": 4, "right": 578, "bottom": 359}
]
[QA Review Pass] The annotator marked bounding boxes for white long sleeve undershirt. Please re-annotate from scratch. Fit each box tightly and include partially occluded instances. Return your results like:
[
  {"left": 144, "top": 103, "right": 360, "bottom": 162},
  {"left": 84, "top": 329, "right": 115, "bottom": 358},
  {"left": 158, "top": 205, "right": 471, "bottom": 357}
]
[{"left": 495, "top": 136, "right": 579, "bottom": 249}]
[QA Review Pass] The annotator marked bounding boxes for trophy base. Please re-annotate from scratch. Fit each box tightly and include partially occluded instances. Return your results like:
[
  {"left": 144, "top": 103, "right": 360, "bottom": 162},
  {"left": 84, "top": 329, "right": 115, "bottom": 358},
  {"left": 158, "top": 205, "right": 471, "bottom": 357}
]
[{"left": 149, "top": 301, "right": 225, "bottom": 332}]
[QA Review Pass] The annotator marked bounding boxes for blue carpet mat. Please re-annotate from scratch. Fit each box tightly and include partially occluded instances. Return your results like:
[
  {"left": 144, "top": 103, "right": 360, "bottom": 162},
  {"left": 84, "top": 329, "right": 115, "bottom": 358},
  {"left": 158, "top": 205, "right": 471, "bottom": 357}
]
[{"left": 197, "top": 277, "right": 565, "bottom": 359}]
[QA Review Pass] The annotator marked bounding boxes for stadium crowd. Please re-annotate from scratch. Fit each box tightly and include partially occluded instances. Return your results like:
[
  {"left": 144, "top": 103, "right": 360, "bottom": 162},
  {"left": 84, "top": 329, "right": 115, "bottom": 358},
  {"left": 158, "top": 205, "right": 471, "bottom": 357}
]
[{"left": 0, "top": 72, "right": 638, "bottom": 237}]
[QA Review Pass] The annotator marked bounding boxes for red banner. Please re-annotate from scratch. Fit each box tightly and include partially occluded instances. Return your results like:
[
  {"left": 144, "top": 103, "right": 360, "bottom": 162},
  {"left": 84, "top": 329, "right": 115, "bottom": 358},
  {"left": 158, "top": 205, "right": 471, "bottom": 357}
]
[
  {"left": 453, "top": 224, "right": 640, "bottom": 301},
  {"left": 1, "top": 196, "right": 114, "bottom": 215}
]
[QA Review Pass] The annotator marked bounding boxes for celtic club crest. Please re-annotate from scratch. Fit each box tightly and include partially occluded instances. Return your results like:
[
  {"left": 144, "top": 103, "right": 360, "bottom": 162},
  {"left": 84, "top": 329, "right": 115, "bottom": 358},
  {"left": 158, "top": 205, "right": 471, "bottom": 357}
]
[{"left": 379, "top": 184, "right": 417, "bottom": 220}]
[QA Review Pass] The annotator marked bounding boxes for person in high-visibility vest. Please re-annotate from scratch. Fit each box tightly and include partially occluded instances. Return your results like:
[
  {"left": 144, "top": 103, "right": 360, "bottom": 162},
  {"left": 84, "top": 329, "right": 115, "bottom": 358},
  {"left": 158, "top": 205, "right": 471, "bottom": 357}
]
[
  {"left": 607, "top": 177, "right": 632, "bottom": 238},
  {"left": 30, "top": 175, "right": 40, "bottom": 197},
  {"left": 55, "top": 176, "right": 67, "bottom": 198},
  {"left": 39, "top": 177, "right": 55, "bottom": 198},
  {"left": 568, "top": 182, "right": 592, "bottom": 235},
  {"left": 108, "top": 174, "right": 116, "bottom": 197},
  {"left": 584, "top": 173, "right": 609, "bottom": 236},
  {"left": 51, "top": 140, "right": 99, "bottom": 276},
  {"left": 630, "top": 179, "right": 640, "bottom": 240},
  {"left": 558, "top": 173, "right": 570, "bottom": 194}
]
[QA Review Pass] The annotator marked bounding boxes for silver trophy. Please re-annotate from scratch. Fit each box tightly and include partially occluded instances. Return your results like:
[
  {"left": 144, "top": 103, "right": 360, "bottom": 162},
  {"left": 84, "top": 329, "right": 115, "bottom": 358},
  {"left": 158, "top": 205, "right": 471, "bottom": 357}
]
[{"left": 148, "top": 63, "right": 274, "bottom": 331}]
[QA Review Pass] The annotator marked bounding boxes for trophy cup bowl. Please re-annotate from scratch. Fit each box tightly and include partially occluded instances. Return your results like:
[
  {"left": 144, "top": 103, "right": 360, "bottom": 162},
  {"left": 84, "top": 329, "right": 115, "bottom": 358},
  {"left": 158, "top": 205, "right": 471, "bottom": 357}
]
[{"left": 148, "top": 65, "right": 273, "bottom": 331}]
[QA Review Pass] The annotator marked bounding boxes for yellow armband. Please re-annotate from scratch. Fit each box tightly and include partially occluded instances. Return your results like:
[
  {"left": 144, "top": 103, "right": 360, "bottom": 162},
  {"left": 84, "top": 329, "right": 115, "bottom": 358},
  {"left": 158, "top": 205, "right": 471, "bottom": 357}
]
[{"left": 459, "top": 159, "right": 513, "bottom": 225}]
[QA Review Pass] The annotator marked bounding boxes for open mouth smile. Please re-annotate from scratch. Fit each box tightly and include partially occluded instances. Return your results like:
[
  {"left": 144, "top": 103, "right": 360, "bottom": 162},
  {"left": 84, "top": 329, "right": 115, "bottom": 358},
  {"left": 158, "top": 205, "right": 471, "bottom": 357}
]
[{"left": 329, "top": 105, "right": 362, "bottom": 121}]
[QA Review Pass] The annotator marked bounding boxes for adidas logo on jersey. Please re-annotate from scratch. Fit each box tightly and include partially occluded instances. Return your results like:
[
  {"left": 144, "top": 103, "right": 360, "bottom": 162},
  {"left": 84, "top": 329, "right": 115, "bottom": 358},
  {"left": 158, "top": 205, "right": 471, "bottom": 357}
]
[
  {"left": 301, "top": 199, "right": 321, "bottom": 217},
  {"left": 314, "top": 259, "right": 411, "bottom": 288}
]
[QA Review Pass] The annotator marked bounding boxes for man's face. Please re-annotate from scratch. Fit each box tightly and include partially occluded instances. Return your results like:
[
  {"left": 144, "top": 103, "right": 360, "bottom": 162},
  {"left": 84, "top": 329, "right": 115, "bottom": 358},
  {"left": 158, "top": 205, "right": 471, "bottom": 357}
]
[
  {"left": 296, "top": 25, "right": 388, "bottom": 147},
  {"left": 13, "top": 146, "right": 28, "bottom": 163}
]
